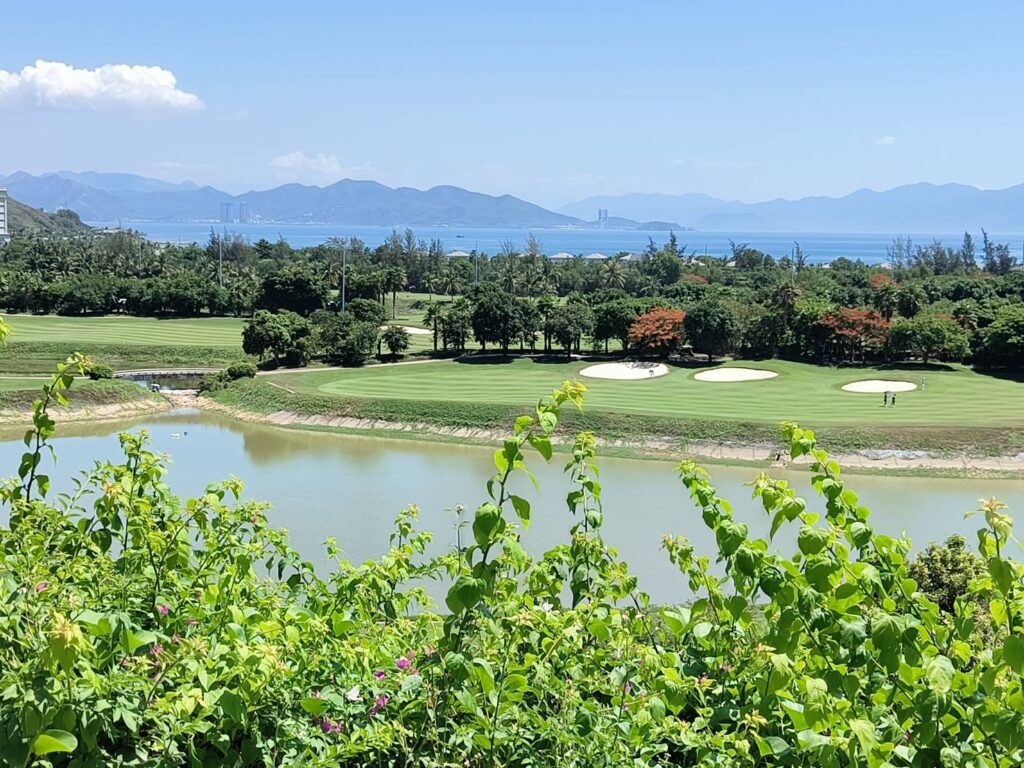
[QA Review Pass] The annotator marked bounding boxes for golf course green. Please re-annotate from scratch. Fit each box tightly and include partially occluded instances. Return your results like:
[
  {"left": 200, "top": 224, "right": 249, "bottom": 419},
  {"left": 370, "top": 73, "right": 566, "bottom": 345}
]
[{"left": 268, "top": 357, "right": 1024, "bottom": 428}]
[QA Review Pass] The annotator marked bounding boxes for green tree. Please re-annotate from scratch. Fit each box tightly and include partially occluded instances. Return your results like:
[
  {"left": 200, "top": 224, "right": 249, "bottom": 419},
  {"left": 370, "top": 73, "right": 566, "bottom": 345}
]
[
  {"left": 242, "top": 309, "right": 291, "bottom": 362},
  {"left": 889, "top": 314, "right": 970, "bottom": 363},
  {"left": 381, "top": 325, "right": 410, "bottom": 358},
  {"left": 547, "top": 302, "right": 594, "bottom": 358},
  {"left": 977, "top": 304, "right": 1024, "bottom": 366},
  {"left": 683, "top": 299, "right": 739, "bottom": 361}
]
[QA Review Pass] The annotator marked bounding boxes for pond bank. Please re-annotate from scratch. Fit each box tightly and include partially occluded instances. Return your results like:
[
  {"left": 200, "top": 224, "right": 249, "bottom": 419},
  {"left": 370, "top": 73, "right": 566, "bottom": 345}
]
[
  {"left": 0, "top": 380, "right": 171, "bottom": 426},
  {"left": 183, "top": 389, "right": 1024, "bottom": 479}
]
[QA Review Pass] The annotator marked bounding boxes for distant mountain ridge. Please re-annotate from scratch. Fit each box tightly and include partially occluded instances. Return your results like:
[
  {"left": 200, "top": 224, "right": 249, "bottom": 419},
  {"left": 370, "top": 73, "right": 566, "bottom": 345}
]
[
  {"left": 0, "top": 171, "right": 669, "bottom": 230},
  {"left": 561, "top": 184, "right": 1024, "bottom": 232}
]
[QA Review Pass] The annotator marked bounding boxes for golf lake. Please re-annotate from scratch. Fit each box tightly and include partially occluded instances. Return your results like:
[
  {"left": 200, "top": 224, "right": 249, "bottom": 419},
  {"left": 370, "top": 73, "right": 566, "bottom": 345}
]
[{"left": 2, "top": 409, "right": 1022, "bottom": 603}]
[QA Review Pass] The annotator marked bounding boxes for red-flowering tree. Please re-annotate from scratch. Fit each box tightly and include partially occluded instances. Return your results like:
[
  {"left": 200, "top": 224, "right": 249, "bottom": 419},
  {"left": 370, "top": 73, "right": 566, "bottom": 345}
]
[
  {"left": 819, "top": 307, "right": 890, "bottom": 361},
  {"left": 628, "top": 308, "right": 686, "bottom": 357}
]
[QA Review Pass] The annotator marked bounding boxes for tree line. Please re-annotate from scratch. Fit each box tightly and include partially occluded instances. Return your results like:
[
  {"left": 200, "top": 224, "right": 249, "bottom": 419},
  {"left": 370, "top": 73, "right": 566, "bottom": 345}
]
[{"left": 2, "top": 226, "right": 1023, "bottom": 366}]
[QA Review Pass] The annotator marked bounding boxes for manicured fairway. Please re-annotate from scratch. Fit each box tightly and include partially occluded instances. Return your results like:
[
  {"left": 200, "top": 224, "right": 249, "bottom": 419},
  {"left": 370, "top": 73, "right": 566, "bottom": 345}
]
[
  {"left": 0, "top": 376, "right": 50, "bottom": 392},
  {"left": 269, "top": 358, "right": 1024, "bottom": 428},
  {"left": 0, "top": 314, "right": 245, "bottom": 347}
]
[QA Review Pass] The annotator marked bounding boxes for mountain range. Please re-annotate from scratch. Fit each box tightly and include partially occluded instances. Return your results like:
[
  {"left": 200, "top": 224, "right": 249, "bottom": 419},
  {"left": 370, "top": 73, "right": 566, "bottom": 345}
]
[
  {"left": 560, "top": 184, "right": 1024, "bottom": 233},
  {"left": 0, "top": 171, "right": 673, "bottom": 230},
  {"left": 4, "top": 170, "right": 1024, "bottom": 232}
]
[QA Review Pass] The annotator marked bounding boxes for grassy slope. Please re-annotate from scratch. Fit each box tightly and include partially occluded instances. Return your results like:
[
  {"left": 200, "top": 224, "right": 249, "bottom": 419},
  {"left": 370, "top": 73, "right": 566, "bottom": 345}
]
[
  {"left": 6, "top": 198, "right": 94, "bottom": 235},
  {"left": 218, "top": 357, "right": 1024, "bottom": 454},
  {"left": 0, "top": 315, "right": 247, "bottom": 373},
  {"left": 0, "top": 378, "right": 160, "bottom": 411}
]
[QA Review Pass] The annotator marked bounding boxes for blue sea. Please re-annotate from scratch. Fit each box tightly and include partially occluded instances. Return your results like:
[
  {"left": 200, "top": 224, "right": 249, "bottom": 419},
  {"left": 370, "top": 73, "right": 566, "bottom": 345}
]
[{"left": 91, "top": 222, "right": 1024, "bottom": 265}]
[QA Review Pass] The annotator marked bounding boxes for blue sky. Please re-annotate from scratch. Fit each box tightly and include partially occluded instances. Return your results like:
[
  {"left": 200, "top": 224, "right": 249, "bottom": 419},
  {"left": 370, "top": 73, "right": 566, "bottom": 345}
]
[{"left": 1, "top": 1, "right": 1022, "bottom": 207}]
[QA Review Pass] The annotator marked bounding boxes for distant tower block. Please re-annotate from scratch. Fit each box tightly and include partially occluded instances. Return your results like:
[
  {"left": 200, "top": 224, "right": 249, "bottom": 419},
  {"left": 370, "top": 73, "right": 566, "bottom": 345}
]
[
  {"left": 238, "top": 201, "right": 249, "bottom": 224},
  {"left": 0, "top": 187, "right": 9, "bottom": 242},
  {"left": 220, "top": 202, "right": 234, "bottom": 223},
  {"left": 597, "top": 208, "right": 609, "bottom": 226}
]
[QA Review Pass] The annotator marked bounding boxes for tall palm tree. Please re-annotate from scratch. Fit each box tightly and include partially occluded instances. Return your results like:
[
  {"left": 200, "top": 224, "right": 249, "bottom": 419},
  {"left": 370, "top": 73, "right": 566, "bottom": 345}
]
[
  {"left": 497, "top": 257, "right": 519, "bottom": 295},
  {"left": 423, "top": 301, "right": 444, "bottom": 352},
  {"left": 601, "top": 257, "right": 627, "bottom": 290}
]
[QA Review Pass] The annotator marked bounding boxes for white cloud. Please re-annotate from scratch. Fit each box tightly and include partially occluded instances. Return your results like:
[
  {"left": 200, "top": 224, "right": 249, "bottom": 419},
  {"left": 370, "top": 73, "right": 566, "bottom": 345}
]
[
  {"left": 0, "top": 60, "right": 202, "bottom": 111},
  {"left": 875, "top": 135, "right": 897, "bottom": 146},
  {"left": 270, "top": 151, "right": 345, "bottom": 175}
]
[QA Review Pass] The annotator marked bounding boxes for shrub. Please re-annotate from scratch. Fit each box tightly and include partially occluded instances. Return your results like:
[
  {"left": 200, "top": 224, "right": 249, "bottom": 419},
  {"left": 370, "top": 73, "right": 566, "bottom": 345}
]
[
  {"left": 85, "top": 362, "right": 113, "bottom": 380},
  {"left": 3, "top": 352, "right": 1024, "bottom": 766},
  {"left": 224, "top": 361, "right": 258, "bottom": 380}
]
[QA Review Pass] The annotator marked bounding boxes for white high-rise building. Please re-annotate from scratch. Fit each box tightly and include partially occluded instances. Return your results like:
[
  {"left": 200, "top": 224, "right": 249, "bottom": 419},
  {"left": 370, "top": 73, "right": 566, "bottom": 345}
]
[{"left": 0, "top": 188, "right": 9, "bottom": 243}]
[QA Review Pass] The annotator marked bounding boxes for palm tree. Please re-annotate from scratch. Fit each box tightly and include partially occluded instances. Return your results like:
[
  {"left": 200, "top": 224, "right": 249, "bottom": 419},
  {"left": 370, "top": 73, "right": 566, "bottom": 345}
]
[
  {"left": 497, "top": 257, "right": 519, "bottom": 295},
  {"left": 771, "top": 282, "right": 802, "bottom": 317},
  {"left": 423, "top": 301, "right": 444, "bottom": 352},
  {"left": 441, "top": 264, "right": 463, "bottom": 297},
  {"left": 601, "top": 257, "right": 627, "bottom": 290},
  {"left": 387, "top": 266, "right": 407, "bottom": 319}
]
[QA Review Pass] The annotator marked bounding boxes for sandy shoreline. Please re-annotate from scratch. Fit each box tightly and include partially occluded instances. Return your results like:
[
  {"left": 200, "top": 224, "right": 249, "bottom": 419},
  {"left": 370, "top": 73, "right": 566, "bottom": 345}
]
[{"left": 0, "top": 396, "right": 173, "bottom": 426}]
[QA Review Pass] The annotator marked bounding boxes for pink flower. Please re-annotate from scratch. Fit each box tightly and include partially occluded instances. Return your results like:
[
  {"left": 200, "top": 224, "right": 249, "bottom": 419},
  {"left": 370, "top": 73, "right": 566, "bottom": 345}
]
[
  {"left": 319, "top": 717, "right": 343, "bottom": 735},
  {"left": 422, "top": 645, "right": 437, "bottom": 657},
  {"left": 373, "top": 669, "right": 386, "bottom": 680},
  {"left": 34, "top": 581, "right": 48, "bottom": 593},
  {"left": 171, "top": 634, "right": 182, "bottom": 644},
  {"left": 396, "top": 657, "right": 411, "bottom": 671},
  {"left": 157, "top": 604, "right": 170, "bottom": 616},
  {"left": 369, "top": 694, "right": 390, "bottom": 715},
  {"left": 623, "top": 681, "right": 632, "bottom": 694},
  {"left": 149, "top": 643, "right": 165, "bottom": 657}
]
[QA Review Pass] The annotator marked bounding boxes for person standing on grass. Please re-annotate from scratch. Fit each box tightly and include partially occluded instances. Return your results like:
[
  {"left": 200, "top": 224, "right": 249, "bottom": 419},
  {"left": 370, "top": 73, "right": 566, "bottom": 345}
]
[
  {"left": 891, "top": 393, "right": 897, "bottom": 408},
  {"left": 883, "top": 391, "right": 890, "bottom": 407}
]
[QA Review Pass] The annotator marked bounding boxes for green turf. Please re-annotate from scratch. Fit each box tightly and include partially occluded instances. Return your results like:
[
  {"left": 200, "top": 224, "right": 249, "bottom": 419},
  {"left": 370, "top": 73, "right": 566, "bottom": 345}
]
[
  {"left": 268, "top": 358, "right": 1024, "bottom": 428},
  {"left": 0, "top": 377, "right": 50, "bottom": 392},
  {"left": 1, "top": 314, "right": 245, "bottom": 347}
]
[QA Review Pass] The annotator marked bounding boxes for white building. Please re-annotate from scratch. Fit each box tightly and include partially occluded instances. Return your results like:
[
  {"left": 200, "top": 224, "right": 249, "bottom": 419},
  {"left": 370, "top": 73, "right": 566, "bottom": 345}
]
[{"left": 0, "top": 187, "right": 9, "bottom": 243}]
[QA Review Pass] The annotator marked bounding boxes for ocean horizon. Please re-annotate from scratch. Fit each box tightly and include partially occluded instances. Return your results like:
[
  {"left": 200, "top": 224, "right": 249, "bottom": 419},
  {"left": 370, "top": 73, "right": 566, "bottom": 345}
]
[{"left": 89, "top": 222, "right": 1024, "bottom": 265}]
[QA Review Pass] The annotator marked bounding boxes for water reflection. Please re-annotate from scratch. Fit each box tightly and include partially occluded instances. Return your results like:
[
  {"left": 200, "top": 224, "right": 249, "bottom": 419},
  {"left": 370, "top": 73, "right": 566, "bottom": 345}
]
[{"left": 0, "top": 410, "right": 1021, "bottom": 603}]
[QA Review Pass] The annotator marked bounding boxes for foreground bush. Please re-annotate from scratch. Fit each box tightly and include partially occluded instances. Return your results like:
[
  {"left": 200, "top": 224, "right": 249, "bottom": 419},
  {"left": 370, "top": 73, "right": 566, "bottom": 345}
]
[{"left": 1, "top": 354, "right": 1023, "bottom": 766}]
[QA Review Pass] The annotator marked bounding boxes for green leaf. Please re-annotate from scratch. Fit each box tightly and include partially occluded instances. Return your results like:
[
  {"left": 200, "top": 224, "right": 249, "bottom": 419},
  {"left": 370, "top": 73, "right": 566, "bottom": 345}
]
[
  {"left": 529, "top": 434, "right": 552, "bottom": 461},
  {"left": 504, "top": 673, "right": 528, "bottom": 691},
  {"left": 1004, "top": 635, "right": 1024, "bottom": 674},
  {"left": 33, "top": 730, "right": 77, "bottom": 755},
  {"left": 756, "top": 735, "right": 791, "bottom": 757},
  {"left": 849, "top": 719, "right": 877, "bottom": 757},
  {"left": 219, "top": 690, "right": 245, "bottom": 722},
  {"left": 797, "top": 525, "right": 829, "bottom": 556},
  {"left": 510, "top": 495, "right": 531, "bottom": 527},
  {"left": 925, "top": 654, "right": 954, "bottom": 695}
]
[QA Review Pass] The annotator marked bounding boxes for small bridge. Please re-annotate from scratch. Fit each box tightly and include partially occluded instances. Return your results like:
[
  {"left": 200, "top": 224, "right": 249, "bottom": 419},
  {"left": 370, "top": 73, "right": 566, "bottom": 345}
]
[{"left": 114, "top": 369, "right": 220, "bottom": 379}]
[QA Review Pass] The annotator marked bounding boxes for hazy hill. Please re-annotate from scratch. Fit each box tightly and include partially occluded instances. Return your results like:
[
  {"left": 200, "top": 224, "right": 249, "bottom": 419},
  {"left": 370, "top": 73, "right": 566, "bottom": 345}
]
[
  {"left": 51, "top": 171, "right": 199, "bottom": 193},
  {"left": 1, "top": 172, "right": 586, "bottom": 228},
  {"left": 560, "top": 184, "right": 1024, "bottom": 232}
]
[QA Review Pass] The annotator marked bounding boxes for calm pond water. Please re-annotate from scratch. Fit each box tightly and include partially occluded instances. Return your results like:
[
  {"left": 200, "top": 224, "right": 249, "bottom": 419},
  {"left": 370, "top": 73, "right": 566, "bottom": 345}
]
[{"left": 1, "top": 410, "right": 1022, "bottom": 603}]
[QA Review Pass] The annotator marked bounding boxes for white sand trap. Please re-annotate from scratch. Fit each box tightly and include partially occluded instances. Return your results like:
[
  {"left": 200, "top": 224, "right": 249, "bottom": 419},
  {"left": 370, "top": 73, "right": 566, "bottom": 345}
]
[
  {"left": 580, "top": 362, "right": 669, "bottom": 380},
  {"left": 380, "top": 325, "right": 433, "bottom": 335},
  {"left": 694, "top": 367, "right": 779, "bottom": 383},
  {"left": 842, "top": 379, "right": 918, "bottom": 393}
]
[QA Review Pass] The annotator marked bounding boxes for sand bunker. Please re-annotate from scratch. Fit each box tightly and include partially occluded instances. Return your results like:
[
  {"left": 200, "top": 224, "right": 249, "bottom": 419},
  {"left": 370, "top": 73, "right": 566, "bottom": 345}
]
[
  {"left": 579, "top": 362, "right": 669, "bottom": 380},
  {"left": 841, "top": 379, "right": 918, "bottom": 393},
  {"left": 380, "top": 325, "right": 433, "bottom": 335},
  {"left": 693, "top": 368, "right": 779, "bottom": 382}
]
